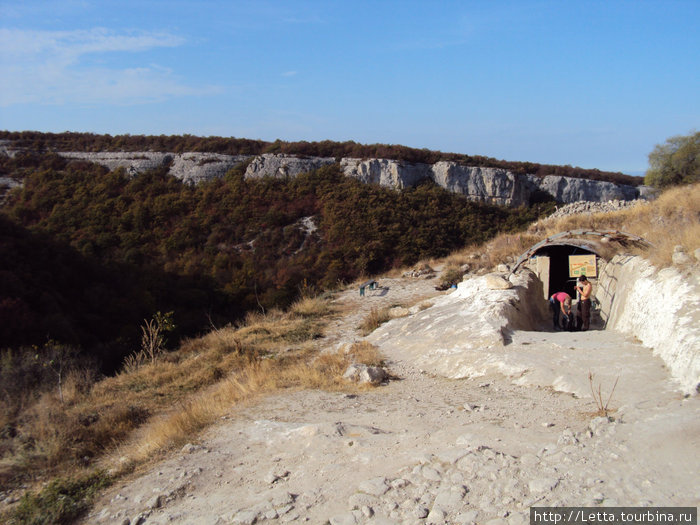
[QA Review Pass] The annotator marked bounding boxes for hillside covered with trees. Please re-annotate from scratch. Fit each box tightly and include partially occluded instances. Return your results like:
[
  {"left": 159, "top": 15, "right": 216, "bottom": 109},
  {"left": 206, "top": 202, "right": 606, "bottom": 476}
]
[{"left": 0, "top": 151, "right": 551, "bottom": 373}]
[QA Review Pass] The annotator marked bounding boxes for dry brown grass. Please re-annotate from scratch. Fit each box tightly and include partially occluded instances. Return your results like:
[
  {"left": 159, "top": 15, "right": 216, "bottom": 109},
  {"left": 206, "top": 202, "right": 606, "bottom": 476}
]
[
  {"left": 443, "top": 183, "right": 700, "bottom": 272},
  {"left": 344, "top": 341, "right": 385, "bottom": 367},
  {"left": 357, "top": 306, "right": 393, "bottom": 336},
  {"left": 0, "top": 290, "right": 388, "bottom": 501},
  {"left": 119, "top": 344, "right": 374, "bottom": 467},
  {"left": 289, "top": 294, "right": 334, "bottom": 318},
  {"left": 0, "top": 297, "right": 332, "bottom": 489}
]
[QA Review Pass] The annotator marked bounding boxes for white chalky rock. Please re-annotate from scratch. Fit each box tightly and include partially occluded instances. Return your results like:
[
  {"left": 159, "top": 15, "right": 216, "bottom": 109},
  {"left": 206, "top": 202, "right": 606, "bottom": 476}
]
[
  {"left": 231, "top": 510, "right": 258, "bottom": 525},
  {"left": 343, "top": 364, "right": 386, "bottom": 385},
  {"left": 435, "top": 449, "right": 470, "bottom": 464},
  {"left": 348, "top": 492, "right": 379, "bottom": 509},
  {"left": 270, "top": 491, "right": 295, "bottom": 507},
  {"left": 433, "top": 485, "right": 466, "bottom": 512},
  {"left": 358, "top": 477, "right": 390, "bottom": 497},
  {"left": 528, "top": 477, "right": 560, "bottom": 493},
  {"left": 426, "top": 507, "right": 447, "bottom": 524},
  {"left": 329, "top": 512, "right": 358, "bottom": 525},
  {"left": 421, "top": 466, "right": 443, "bottom": 481},
  {"left": 484, "top": 273, "right": 513, "bottom": 290},
  {"left": 456, "top": 510, "right": 479, "bottom": 524}
]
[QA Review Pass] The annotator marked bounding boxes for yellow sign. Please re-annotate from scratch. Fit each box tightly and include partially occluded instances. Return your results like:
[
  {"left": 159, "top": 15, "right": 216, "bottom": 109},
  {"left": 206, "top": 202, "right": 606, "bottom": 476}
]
[{"left": 569, "top": 254, "right": 597, "bottom": 278}]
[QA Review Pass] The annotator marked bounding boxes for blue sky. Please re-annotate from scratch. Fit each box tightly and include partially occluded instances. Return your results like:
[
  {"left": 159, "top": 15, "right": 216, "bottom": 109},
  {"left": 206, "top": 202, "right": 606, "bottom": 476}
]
[{"left": 0, "top": 1, "right": 698, "bottom": 174}]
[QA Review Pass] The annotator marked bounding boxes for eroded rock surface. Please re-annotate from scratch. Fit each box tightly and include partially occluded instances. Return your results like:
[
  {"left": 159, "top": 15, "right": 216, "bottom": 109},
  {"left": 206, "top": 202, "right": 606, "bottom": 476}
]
[{"left": 48, "top": 150, "right": 647, "bottom": 206}]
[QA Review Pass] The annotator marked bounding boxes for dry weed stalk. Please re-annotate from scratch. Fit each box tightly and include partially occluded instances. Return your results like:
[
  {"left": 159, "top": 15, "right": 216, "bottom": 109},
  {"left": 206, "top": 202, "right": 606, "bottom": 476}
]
[
  {"left": 588, "top": 371, "right": 619, "bottom": 418},
  {"left": 123, "top": 311, "right": 175, "bottom": 372}
]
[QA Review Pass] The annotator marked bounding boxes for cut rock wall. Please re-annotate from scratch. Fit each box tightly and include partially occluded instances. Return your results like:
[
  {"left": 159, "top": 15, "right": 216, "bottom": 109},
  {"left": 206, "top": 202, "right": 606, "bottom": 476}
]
[
  {"left": 367, "top": 270, "right": 550, "bottom": 380},
  {"left": 596, "top": 255, "right": 700, "bottom": 394}
]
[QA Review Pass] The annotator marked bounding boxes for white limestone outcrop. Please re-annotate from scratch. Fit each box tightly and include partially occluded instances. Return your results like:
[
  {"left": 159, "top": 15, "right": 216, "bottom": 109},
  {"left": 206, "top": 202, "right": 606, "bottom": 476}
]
[
  {"left": 367, "top": 270, "right": 550, "bottom": 380},
  {"left": 49, "top": 150, "right": 648, "bottom": 206},
  {"left": 170, "top": 153, "right": 250, "bottom": 185},
  {"left": 534, "top": 175, "right": 640, "bottom": 204},
  {"left": 431, "top": 162, "right": 532, "bottom": 206},
  {"left": 60, "top": 151, "right": 250, "bottom": 184},
  {"left": 244, "top": 153, "right": 335, "bottom": 179},
  {"left": 340, "top": 158, "right": 431, "bottom": 189},
  {"left": 60, "top": 151, "right": 174, "bottom": 175}
]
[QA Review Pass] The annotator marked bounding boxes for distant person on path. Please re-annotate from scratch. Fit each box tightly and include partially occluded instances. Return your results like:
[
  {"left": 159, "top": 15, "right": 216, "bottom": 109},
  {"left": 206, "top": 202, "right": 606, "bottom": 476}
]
[
  {"left": 576, "top": 275, "right": 592, "bottom": 331},
  {"left": 549, "top": 291, "right": 572, "bottom": 330}
]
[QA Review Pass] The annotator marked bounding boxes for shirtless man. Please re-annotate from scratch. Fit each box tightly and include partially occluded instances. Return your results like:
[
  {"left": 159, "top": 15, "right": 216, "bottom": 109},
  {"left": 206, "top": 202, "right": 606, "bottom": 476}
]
[{"left": 576, "top": 275, "right": 592, "bottom": 330}]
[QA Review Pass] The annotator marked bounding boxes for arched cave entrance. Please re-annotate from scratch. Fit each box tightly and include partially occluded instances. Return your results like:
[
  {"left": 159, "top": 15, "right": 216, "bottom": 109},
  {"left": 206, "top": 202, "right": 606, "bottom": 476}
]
[
  {"left": 532, "top": 244, "right": 597, "bottom": 298},
  {"left": 510, "top": 229, "right": 652, "bottom": 301}
]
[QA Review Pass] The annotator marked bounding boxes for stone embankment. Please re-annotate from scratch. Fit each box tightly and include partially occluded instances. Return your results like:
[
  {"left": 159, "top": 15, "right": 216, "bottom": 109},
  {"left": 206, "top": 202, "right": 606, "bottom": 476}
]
[{"left": 47, "top": 150, "right": 649, "bottom": 206}]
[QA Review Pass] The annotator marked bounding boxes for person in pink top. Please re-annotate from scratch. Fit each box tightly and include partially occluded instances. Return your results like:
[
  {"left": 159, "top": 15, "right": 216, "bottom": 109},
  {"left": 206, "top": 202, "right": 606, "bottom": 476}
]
[{"left": 549, "top": 291, "right": 572, "bottom": 330}]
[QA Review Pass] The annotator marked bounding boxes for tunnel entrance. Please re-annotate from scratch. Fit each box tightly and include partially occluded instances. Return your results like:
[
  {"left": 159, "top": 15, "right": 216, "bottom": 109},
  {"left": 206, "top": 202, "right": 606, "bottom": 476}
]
[
  {"left": 510, "top": 229, "right": 652, "bottom": 302},
  {"left": 533, "top": 244, "right": 597, "bottom": 298}
]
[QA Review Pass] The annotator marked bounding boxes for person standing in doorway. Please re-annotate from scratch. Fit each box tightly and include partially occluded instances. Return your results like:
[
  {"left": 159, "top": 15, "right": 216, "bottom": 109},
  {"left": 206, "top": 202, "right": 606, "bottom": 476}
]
[
  {"left": 576, "top": 275, "right": 592, "bottom": 331},
  {"left": 549, "top": 291, "right": 572, "bottom": 330}
]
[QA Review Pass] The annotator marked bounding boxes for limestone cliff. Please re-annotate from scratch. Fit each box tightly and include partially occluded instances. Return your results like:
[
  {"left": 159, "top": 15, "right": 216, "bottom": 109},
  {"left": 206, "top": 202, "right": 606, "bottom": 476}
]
[
  {"left": 60, "top": 152, "right": 249, "bottom": 184},
  {"left": 244, "top": 153, "right": 335, "bottom": 179},
  {"left": 340, "top": 158, "right": 431, "bottom": 189},
  {"left": 52, "top": 151, "right": 648, "bottom": 206},
  {"left": 431, "top": 162, "right": 532, "bottom": 206}
]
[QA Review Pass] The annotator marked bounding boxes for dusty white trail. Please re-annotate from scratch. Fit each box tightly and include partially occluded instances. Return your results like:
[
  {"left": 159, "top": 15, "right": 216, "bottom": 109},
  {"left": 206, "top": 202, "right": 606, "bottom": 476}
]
[{"left": 84, "top": 271, "right": 700, "bottom": 525}]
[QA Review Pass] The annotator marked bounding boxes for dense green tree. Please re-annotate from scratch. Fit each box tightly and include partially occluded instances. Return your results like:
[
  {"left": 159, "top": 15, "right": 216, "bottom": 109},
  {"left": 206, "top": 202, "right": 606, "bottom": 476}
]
[{"left": 645, "top": 131, "right": 700, "bottom": 188}]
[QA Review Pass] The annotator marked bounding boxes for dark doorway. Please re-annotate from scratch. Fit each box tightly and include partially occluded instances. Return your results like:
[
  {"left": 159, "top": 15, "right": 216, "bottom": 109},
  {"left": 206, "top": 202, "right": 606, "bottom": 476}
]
[{"left": 535, "top": 245, "right": 596, "bottom": 298}]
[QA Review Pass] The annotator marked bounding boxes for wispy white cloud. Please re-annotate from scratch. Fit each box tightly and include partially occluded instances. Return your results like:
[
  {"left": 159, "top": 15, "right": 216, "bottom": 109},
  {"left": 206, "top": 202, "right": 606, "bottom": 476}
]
[
  {"left": 0, "top": 28, "right": 220, "bottom": 106},
  {"left": 281, "top": 14, "right": 324, "bottom": 25},
  {"left": 281, "top": 70, "right": 298, "bottom": 77}
]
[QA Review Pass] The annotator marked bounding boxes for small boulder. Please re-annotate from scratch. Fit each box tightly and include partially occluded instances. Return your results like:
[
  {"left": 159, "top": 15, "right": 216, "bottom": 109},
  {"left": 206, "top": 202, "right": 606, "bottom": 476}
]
[
  {"left": 231, "top": 510, "right": 259, "bottom": 525},
  {"left": 358, "top": 476, "right": 390, "bottom": 497},
  {"left": 672, "top": 246, "right": 692, "bottom": 265},
  {"left": 484, "top": 274, "right": 513, "bottom": 290},
  {"left": 343, "top": 364, "right": 386, "bottom": 385}
]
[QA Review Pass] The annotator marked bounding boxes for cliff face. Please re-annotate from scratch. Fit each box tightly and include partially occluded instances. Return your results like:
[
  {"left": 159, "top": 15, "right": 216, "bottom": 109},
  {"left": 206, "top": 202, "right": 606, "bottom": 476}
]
[
  {"left": 53, "top": 151, "right": 647, "bottom": 206},
  {"left": 340, "top": 158, "right": 431, "bottom": 189},
  {"left": 243, "top": 153, "right": 335, "bottom": 179},
  {"left": 338, "top": 158, "right": 646, "bottom": 206},
  {"left": 533, "top": 175, "right": 640, "bottom": 204},
  {"left": 60, "top": 152, "right": 249, "bottom": 184},
  {"left": 431, "top": 162, "right": 532, "bottom": 206}
]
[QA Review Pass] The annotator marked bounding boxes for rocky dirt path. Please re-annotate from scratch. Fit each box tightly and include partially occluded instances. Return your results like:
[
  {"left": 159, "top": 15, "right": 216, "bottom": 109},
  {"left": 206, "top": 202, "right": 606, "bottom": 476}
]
[{"left": 84, "top": 271, "right": 699, "bottom": 525}]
